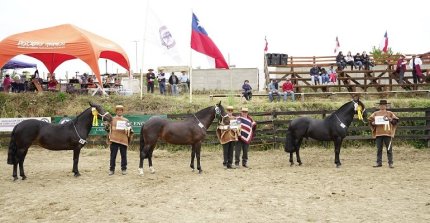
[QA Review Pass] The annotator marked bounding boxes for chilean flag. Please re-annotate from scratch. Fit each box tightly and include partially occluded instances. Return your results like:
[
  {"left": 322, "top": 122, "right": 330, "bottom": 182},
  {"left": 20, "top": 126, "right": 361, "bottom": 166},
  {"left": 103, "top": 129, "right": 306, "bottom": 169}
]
[
  {"left": 380, "top": 31, "right": 389, "bottom": 53},
  {"left": 191, "top": 13, "right": 229, "bottom": 69}
]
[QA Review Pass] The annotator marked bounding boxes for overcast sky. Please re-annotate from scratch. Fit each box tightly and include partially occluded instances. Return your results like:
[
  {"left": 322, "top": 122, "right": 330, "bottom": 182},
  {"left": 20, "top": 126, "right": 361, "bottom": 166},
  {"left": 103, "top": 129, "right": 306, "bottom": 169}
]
[{"left": 1, "top": 0, "right": 429, "bottom": 77}]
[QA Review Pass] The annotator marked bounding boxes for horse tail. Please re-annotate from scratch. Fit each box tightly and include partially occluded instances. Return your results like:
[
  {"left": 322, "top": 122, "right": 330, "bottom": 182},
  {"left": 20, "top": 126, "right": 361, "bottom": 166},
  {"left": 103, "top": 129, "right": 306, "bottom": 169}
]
[
  {"left": 139, "top": 124, "right": 145, "bottom": 159},
  {"left": 284, "top": 127, "right": 295, "bottom": 153},
  {"left": 7, "top": 128, "right": 18, "bottom": 165}
]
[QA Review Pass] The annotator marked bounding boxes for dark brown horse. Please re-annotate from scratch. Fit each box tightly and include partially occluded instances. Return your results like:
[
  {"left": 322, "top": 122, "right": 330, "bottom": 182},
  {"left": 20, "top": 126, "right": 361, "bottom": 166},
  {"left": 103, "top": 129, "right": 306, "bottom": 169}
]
[
  {"left": 285, "top": 99, "right": 367, "bottom": 167},
  {"left": 139, "top": 101, "right": 229, "bottom": 175},
  {"left": 7, "top": 102, "right": 112, "bottom": 180}
]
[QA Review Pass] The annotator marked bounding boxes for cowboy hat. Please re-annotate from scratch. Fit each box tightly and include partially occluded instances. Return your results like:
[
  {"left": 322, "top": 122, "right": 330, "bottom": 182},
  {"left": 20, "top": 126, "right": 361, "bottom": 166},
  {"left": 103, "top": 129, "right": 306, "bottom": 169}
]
[
  {"left": 376, "top": 99, "right": 390, "bottom": 105},
  {"left": 148, "top": 68, "right": 154, "bottom": 71},
  {"left": 115, "top": 105, "right": 125, "bottom": 111},
  {"left": 241, "top": 107, "right": 249, "bottom": 112},
  {"left": 226, "top": 106, "right": 234, "bottom": 110}
]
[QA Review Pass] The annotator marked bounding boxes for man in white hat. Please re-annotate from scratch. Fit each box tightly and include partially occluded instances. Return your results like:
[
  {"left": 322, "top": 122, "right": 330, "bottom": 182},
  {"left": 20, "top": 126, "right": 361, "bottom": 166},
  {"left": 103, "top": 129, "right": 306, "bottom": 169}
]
[{"left": 107, "top": 105, "right": 133, "bottom": 175}]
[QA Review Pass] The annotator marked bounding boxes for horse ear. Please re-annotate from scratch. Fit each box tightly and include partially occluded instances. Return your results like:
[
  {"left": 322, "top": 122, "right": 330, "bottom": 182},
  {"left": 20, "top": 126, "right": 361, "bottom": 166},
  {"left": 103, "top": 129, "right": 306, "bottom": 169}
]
[
  {"left": 217, "top": 101, "right": 221, "bottom": 106},
  {"left": 89, "top": 101, "right": 96, "bottom": 107}
]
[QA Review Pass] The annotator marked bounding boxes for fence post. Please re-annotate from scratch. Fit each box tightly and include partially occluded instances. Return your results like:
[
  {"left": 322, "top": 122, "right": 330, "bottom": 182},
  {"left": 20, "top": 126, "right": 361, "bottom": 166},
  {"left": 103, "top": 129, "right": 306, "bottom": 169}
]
[
  {"left": 426, "top": 109, "right": 430, "bottom": 148},
  {"left": 272, "top": 111, "right": 277, "bottom": 149}
]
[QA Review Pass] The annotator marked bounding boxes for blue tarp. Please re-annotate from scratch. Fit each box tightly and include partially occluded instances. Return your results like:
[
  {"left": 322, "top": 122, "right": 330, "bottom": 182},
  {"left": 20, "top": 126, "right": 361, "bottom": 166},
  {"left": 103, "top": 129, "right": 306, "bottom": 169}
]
[{"left": 1, "top": 59, "right": 37, "bottom": 69}]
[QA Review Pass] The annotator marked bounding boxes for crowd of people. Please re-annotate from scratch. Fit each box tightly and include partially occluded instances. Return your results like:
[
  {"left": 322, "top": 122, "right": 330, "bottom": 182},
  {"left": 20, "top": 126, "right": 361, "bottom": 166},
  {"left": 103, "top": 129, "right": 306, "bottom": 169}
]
[
  {"left": 336, "top": 51, "right": 375, "bottom": 71},
  {"left": 145, "top": 68, "right": 189, "bottom": 96}
]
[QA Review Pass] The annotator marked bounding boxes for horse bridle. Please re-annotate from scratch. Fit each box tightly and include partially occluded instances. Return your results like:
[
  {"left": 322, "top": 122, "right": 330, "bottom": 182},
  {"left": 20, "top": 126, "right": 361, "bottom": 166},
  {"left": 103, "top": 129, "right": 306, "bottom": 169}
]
[
  {"left": 352, "top": 100, "right": 365, "bottom": 121},
  {"left": 215, "top": 105, "right": 229, "bottom": 124}
]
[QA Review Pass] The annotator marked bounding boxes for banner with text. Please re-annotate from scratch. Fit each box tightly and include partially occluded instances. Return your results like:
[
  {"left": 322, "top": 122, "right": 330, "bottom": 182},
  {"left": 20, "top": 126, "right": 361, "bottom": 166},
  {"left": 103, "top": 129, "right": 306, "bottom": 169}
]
[{"left": 0, "top": 117, "right": 52, "bottom": 132}]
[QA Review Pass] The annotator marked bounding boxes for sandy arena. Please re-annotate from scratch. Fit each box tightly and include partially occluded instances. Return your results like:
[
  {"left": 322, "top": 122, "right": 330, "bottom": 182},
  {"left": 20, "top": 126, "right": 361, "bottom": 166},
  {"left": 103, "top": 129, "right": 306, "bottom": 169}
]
[{"left": 1, "top": 146, "right": 429, "bottom": 222}]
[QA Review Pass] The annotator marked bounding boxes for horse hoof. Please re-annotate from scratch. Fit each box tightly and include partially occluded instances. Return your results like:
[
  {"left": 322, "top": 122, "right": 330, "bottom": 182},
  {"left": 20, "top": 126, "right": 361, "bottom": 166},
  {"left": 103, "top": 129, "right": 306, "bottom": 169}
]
[
  {"left": 298, "top": 162, "right": 303, "bottom": 166},
  {"left": 13, "top": 176, "right": 18, "bottom": 181},
  {"left": 290, "top": 163, "right": 294, "bottom": 167},
  {"left": 21, "top": 176, "right": 27, "bottom": 180},
  {"left": 74, "top": 173, "right": 81, "bottom": 177},
  {"left": 191, "top": 168, "right": 195, "bottom": 172},
  {"left": 198, "top": 169, "right": 202, "bottom": 174},
  {"left": 149, "top": 167, "right": 155, "bottom": 174},
  {"left": 138, "top": 168, "right": 144, "bottom": 175},
  {"left": 336, "top": 164, "right": 341, "bottom": 168}
]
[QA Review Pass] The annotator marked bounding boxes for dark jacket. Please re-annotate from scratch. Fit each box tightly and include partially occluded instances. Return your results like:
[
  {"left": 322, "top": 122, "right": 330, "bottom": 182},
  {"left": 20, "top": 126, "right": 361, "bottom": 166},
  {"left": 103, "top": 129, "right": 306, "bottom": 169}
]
[{"left": 168, "top": 74, "right": 179, "bottom": 85}]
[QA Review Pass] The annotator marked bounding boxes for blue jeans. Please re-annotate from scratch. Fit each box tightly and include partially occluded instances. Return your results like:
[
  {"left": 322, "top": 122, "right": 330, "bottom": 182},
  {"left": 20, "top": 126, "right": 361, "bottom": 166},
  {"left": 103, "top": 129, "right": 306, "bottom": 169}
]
[
  {"left": 171, "top": 84, "right": 178, "bottom": 95},
  {"left": 283, "top": 91, "right": 295, "bottom": 101},
  {"left": 269, "top": 91, "right": 280, "bottom": 102},
  {"left": 159, "top": 82, "right": 166, "bottom": 95}
]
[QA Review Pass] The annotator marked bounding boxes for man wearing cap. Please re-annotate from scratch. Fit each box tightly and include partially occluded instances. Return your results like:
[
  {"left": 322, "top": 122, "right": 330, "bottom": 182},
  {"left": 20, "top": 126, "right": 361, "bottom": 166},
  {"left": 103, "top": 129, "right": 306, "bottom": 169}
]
[
  {"left": 235, "top": 107, "right": 257, "bottom": 168},
  {"left": 216, "top": 105, "right": 240, "bottom": 169},
  {"left": 107, "top": 105, "right": 134, "bottom": 175},
  {"left": 368, "top": 100, "right": 399, "bottom": 168},
  {"left": 396, "top": 54, "right": 407, "bottom": 84},
  {"left": 146, "top": 69, "right": 156, "bottom": 93}
]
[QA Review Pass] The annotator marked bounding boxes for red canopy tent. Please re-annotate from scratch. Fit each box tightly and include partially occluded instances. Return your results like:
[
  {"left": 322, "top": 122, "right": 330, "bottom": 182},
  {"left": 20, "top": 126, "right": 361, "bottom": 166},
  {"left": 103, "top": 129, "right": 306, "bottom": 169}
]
[{"left": 0, "top": 24, "right": 130, "bottom": 85}]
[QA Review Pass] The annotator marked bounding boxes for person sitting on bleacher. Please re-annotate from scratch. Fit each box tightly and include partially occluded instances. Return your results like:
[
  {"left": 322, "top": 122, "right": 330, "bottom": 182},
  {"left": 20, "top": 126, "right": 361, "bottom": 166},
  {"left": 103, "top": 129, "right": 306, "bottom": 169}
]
[
  {"left": 320, "top": 68, "right": 329, "bottom": 84},
  {"left": 242, "top": 80, "right": 253, "bottom": 101},
  {"left": 281, "top": 78, "right": 295, "bottom": 102},
  {"left": 345, "top": 51, "right": 355, "bottom": 70},
  {"left": 336, "top": 51, "right": 346, "bottom": 70},
  {"left": 309, "top": 64, "right": 321, "bottom": 85},
  {"left": 268, "top": 79, "right": 280, "bottom": 102},
  {"left": 328, "top": 65, "right": 337, "bottom": 84},
  {"left": 361, "top": 51, "right": 374, "bottom": 70},
  {"left": 354, "top": 52, "right": 363, "bottom": 70}
]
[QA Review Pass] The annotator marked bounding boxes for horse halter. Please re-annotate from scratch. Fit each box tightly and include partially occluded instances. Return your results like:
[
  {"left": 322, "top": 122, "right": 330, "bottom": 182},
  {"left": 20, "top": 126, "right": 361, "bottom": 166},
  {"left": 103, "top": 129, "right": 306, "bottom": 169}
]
[
  {"left": 215, "top": 105, "right": 229, "bottom": 124},
  {"left": 352, "top": 100, "right": 365, "bottom": 121},
  {"left": 96, "top": 109, "right": 110, "bottom": 121}
]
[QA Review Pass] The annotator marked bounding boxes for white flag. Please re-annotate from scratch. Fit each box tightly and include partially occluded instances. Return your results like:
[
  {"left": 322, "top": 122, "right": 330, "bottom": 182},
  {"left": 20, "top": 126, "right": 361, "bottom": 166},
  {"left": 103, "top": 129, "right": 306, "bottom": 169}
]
[{"left": 145, "top": 7, "right": 183, "bottom": 64}]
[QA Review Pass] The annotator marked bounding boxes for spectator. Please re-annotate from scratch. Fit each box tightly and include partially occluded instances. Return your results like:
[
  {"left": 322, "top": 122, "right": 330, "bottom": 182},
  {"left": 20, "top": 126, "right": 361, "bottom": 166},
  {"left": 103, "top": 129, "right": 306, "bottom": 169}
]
[
  {"left": 12, "top": 73, "right": 24, "bottom": 93},
  {"left": 328, "top": 65, "right": 337, "bottom": 84},
  {"left": 146, "top": 69, "right": 156, "bottom": 93},
  {"left": 235, "top": 107, "right": 257, "bottom": 168},
  {"left": 320, "top": 68, "right": 329, "bottom": 84},
  {"left": 409, "top": 54, "right": 423, "bottom": 84},
  {"left": 281, "top": 78, "right": 295, "bottom": 102},
  {"left": 268, "top": 79, "right": 280, "bottom": 102},
  {"left": 396, "top": 54, "right": 407, "bottom": 84},
  {"left": 368, "top": 99, "right": 399, "bottom": 168},
  {"left": 80, "top": 73, "right": 88, "bottom": 89},
  {"left": 179, "top": 71, "right": 189, "bottom": 93},
  {"left": 48, "top": 75, "right": 58, "bottom": 91},
  {"left": 345, "top": 51, "right": 355, "bottom": 70},
  {"left": 157, "top": 69, "right": 166, "bottom": 95},
  {"left": 168, "top": 72, "right": 179, "bottom": 96},
  {"left": 216, "top": 105, "right": 240, "bottom": 169},
  {"left": 353, "top": 53, "right": 363, "bottom": 70},
  {"left": 107, "top": 105, "right": 134, "bottom": 175},
  {"left": 2, "top": 74, "right": 12, "bottom": 93},
  {"left": 87, "top": 77, "right": 97, "bottom": 88},
  {"left": 336, "top": 51, "right": 346, "bottom": 70},
  {"left": 310, "top": 64, "right": 321, "bottom": 85},
  {"left": 242, "top": 80, "right": 253, "bottom": 101},
  {"left": 362, "top": 51, "right": 374, "bottom": 70}
]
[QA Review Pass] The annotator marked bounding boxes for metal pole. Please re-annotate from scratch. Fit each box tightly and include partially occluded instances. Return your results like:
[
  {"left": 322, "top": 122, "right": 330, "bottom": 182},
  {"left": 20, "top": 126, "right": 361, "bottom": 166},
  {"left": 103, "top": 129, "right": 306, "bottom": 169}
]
[{"left": 132, "top": 40, "right": 139, "bottom": 74}]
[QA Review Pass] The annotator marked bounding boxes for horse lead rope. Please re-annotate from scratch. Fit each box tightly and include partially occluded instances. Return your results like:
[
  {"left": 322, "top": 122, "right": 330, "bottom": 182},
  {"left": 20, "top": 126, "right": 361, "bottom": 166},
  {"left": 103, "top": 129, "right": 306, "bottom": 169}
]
[{"left": 334, "top": 114, "right": 346, "bottom": 128}]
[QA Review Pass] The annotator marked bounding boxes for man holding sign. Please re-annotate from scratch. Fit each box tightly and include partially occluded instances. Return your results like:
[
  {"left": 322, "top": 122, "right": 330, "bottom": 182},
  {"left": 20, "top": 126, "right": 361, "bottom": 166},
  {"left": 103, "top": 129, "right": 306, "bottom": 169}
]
[
  {"left": 368, "top": 100, "right": 399, "bottom": 168},
  {"left": 107, "top": 105, "right": 133, "bottom": 175}
]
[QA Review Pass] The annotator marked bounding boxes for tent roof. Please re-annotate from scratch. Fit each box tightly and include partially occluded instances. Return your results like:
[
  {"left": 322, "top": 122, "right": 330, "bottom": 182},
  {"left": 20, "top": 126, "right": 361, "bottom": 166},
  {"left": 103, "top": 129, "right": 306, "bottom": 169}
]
[
  {"left": 0, "top": 24, "right": 130, "bottom": 84},
  {"left": 1, "top": 59, "right": 37, "bottom": 69}
]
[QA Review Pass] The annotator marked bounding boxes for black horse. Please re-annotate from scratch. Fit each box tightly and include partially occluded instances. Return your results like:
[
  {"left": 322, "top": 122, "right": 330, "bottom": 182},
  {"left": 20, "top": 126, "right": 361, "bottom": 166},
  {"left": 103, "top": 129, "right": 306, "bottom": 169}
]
[
  {"left": 139, "top": 101, "right": 229, "bottom": 175},
  {"left": 7, "top": 102, "right": 112, "bottom": 180},
  {"left": 285, "top": 99, "right": 367, "bottom": 167}
]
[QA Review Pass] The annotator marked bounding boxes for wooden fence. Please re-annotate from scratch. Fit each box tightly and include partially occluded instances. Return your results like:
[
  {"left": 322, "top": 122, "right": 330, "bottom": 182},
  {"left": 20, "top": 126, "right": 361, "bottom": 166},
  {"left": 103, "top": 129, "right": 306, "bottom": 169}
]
[{"left": 1, "top": 107, "right": 429, "bottom": 148}]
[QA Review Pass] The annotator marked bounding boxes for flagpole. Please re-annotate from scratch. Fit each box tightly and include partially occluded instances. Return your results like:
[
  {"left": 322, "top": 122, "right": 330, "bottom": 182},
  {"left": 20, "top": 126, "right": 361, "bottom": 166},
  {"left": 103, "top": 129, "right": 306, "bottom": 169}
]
[
  {"left": 141, "top": 0, "right": 150, "bottom": 100},
  {"left": 189, "top": 9, "right": 193, "bottom": 103}
]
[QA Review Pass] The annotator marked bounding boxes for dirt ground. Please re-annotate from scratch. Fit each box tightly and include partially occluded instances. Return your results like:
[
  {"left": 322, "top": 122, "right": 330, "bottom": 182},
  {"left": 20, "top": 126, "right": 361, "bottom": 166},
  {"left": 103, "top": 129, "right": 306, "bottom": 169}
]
[{"left": 0, "top": 145, "right": 429, "bottom": 223}]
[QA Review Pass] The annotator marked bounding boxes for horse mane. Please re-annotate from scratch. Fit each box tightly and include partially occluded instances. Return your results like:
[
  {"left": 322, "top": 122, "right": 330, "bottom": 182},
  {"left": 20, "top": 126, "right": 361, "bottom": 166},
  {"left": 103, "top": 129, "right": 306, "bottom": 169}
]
[
  {"left": 194, "top": 105, "right": 215, "bottom": 120},
  {"left": 332, "top": 101, "right": 354, "bottom": 115},
  {"left": 71, "top": 107, "right": 92, "bottom": 124}
]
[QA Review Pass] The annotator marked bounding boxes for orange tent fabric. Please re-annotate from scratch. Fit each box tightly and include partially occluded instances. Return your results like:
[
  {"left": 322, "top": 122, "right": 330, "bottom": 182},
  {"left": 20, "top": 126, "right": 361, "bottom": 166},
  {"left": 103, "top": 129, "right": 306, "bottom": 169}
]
[{"left": 0, "top": 24, "right": 130, "bottom": 85}]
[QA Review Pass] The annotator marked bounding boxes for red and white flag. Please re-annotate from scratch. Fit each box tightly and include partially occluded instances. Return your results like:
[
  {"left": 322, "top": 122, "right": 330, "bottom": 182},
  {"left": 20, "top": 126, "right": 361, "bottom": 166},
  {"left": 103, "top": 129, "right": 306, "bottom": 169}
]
[
  {"left": 264, "top": 36, "right": 268, "bottom": 52},
  {"left": 334, "top": 36, "right": 340, "bottom": 54},
  {"left": 379, "top": 31, "right": 389, "bottom": 53}
]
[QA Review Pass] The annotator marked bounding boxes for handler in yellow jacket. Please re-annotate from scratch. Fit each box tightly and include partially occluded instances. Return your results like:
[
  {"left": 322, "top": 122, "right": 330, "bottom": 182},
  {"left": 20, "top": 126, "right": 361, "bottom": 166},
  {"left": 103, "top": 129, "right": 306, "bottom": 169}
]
[
  {"left": 108, "top": 105, "right": 133, "bottom": 175},
  {"left": 368, "top": 99, "right": 399, "bottom": 168},
  {"left": 216, "top": 105, "right": 240, "bottom": 169}
]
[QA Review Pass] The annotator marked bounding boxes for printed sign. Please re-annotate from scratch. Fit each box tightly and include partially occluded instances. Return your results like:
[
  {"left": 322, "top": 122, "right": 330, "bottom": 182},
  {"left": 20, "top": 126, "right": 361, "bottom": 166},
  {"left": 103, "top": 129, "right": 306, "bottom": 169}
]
[
  {"left": 0, "top": 117, "right": 51, "bottom": 132},
  {"left": 374, "top": 116, "right": 389, "bottom": 125}
]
